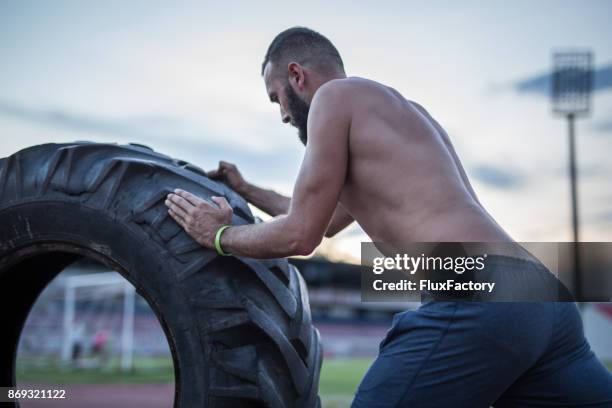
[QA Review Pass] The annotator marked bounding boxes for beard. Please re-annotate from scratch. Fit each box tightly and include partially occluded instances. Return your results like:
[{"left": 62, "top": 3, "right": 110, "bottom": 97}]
[{"left": 285, "top": 84, "right": 310, "bottom": 146}]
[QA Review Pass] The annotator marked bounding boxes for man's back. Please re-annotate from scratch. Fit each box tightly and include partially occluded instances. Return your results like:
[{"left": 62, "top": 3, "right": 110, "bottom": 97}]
[{"left": 333, "top": 77, "right": 513, "bottom": 246}]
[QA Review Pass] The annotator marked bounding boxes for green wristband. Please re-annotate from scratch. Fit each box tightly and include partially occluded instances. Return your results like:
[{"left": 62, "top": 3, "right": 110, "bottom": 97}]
[{"left": 214, "top": 225, "right": 232, "bottom": 256}]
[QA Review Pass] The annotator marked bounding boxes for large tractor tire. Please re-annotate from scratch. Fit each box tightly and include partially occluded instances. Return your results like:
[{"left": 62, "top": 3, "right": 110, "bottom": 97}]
[{"left": 0, "top": 142, "right": 322, "bottom": 407}]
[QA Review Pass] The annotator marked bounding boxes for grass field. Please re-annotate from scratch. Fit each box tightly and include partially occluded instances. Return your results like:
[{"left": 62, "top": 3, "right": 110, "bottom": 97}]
[
  {"left": 318, "top": 358, "right": 372, "bottom": 407},
  {"left": 16, "top": 356, "right": 612, "bottom": 407},
  {"left": 17, "top": 356, "right": 373, "bottom": 407},
  {"left": 17, "top": 356, "right": 174, "bottom": 384}
]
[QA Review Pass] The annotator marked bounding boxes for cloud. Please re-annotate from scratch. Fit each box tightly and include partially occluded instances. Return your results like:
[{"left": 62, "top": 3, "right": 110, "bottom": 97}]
[
  {"left": 0, "top": 100, "right": 196, "bottom": 142},
  {"left": 593, "top": 120, "right": 612, "bottom": 133},
  {"left": 470, "top": 164, "right": 525, "bottom": 189},
  {"left": 0, "top": 100, "right": 305, "bottom": 184},
  {"left": 592, "top": 209, "right": 612, "bottom": 223},
  {"left": 0, "top": 99, "right": 280, "bottom": 159},
  {"left": 514, "top": 64, "right": 612, "bottom": 96}
]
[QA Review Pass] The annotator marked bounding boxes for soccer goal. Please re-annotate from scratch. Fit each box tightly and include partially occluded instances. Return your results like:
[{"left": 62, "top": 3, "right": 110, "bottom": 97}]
[{"left": 60, "top": 272, "right": 135, "bottom": 371}]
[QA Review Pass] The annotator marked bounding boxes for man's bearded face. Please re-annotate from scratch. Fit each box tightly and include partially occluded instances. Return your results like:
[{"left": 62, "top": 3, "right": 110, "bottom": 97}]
[{"left": 284, "top": 83, "right": 310, "bottom": 146}]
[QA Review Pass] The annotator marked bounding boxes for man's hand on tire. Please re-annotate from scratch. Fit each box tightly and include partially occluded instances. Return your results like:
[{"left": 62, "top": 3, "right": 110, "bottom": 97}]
[
  {"left": 165, "top": 188, "right": 233, "bottom": 248},
  {"left": 207, "top": 161, "right": 247, "bottom": 195}
]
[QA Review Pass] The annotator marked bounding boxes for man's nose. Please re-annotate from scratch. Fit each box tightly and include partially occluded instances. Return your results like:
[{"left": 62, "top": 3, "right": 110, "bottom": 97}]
[{"left": 280, "top": 107, "right": 290, "bottom": 124}]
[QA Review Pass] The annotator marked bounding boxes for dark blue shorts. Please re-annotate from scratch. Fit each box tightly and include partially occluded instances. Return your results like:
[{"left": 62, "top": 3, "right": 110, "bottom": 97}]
[{"left": 352, "top": 301, "right": 612, "bottom": 407}]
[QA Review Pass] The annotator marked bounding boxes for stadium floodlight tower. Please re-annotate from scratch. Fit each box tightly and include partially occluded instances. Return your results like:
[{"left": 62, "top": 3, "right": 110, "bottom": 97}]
[{"left": 551, "top": 50, "right": 593, "bottom": 301}]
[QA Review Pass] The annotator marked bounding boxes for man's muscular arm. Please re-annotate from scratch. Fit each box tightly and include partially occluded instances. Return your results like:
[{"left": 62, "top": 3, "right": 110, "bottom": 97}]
[
  {"left": 219, "top": 83, "right": 350, "bottom": 258},
  {"left": 325, "top": 204, "right": 354, "bottom": 238},
  {"left": 208, "top": 160, "right": 354, "bottom": 235},
  {"left": 167, "top": 82, "right": 351, "bottom": 259},
  {"left": 237, "top": 181, "right": 353, "bottom": 236},
  {"left": 207, "top": 161, "right": 291, "bottom": 216}
]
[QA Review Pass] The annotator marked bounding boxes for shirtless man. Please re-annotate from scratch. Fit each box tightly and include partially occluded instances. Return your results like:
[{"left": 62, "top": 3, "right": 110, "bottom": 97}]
[{"left": 165, "top": 27, "right": 612, "bottom": 407}]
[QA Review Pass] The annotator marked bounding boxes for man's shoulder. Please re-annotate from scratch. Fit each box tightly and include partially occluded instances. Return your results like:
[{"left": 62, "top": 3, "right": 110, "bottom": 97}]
[
  {"left": 307, "top": 79, "right": 355, "bottom": 138},
  {"left": 309, "top": 79, "right": 355, "bottom": 120},
  {"left": 313, "top": 78, "right": 352, "bottom": 101},
  {"left": 312, "top": 77, "right": 379, "bottom": 113},
  {"left": 317, "top": 76, "right": 379, "bottom": 95},
  {"left": 316, "top": 77, "right": 407, "bottom": 107}
]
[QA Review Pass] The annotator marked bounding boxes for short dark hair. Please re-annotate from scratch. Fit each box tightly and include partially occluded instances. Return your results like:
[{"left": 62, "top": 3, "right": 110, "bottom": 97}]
[{"left": 261, "top": 27, "right": 344, "bottom": 76}]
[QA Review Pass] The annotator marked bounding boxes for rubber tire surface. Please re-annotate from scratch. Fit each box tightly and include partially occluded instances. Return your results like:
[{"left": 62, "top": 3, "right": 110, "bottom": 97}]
[{"left": 0, "top": 142, "right": 322, "bottom": 407}]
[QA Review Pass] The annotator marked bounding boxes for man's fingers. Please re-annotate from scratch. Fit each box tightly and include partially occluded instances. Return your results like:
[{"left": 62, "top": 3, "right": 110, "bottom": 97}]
[
  {"left": 174, "top": 189, "right": 204, "bottom": 206},
  {"left": 165, "top": 197, "right": 190, "bottom": 218},
  {"left": 207, "top": 164, "right": 227, "bottom": 178},
  {"left": 206, "top": 169, "right": 221, "bottom": 179},
  {"left": 168, "top": 207, "right": 187, "bottom": 227},
  {"left": 168, "top": 207, "right": 184, "bottom": 222},
  {"left": 166, "top": 193, "right": 195, "bottom": 213},
  {"left": 211, "top": 196, "right": 232, "bottom": 211}
]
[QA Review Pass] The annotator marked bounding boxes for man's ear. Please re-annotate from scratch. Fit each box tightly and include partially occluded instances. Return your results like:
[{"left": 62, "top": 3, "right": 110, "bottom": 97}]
[{"left": 287, "top": 62, "right": 305, "bottom": 90}]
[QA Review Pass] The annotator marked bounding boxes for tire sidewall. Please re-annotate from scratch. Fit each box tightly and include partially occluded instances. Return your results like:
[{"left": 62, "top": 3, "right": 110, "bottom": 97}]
[{"left": 0, "top": 200, "right": 208, "bottom": 407}]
